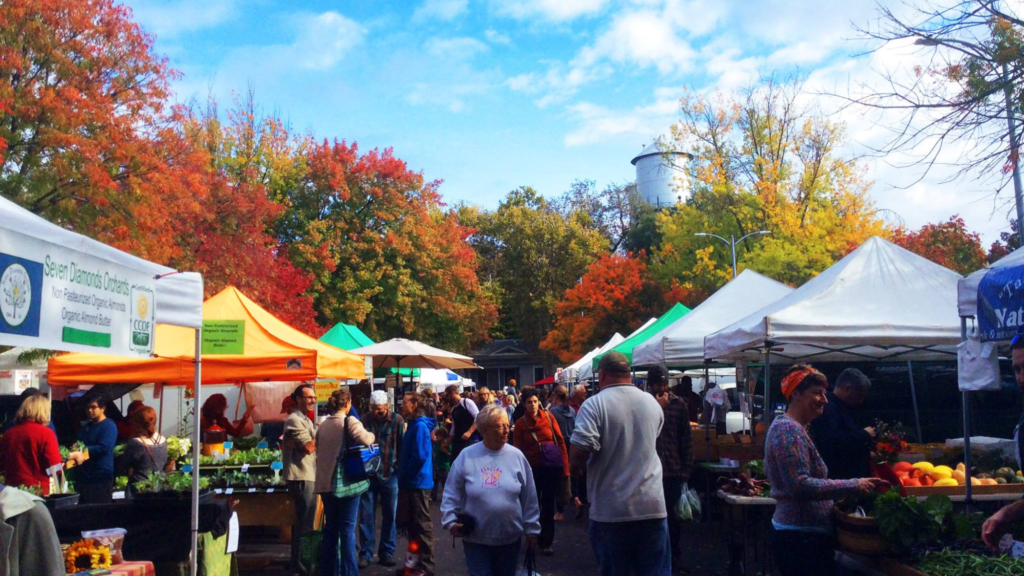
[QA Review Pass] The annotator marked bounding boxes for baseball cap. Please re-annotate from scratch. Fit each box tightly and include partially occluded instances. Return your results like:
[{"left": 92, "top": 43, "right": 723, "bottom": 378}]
[
  {"left": 597, "top": 351, "right": 631, "bottom": 374},
  {"left": 370, "top": 390, "right": 389, "bottom": 406}
]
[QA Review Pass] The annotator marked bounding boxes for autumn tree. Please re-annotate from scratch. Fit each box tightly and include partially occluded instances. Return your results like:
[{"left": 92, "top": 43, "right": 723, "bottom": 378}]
[
  {"left": 0, "top": 0, "right": 175, "bottom": 226},
  {"left": 467, "top": 187, "right": 608, "bottom": 345},
  {"left": 653, "top": 76, "right": 889, "bottom": 299},
  {"left": 276, "top": 138, "right": 496, "bottom": 352},
  {"left": 540, "top": 254, "right": 683, "bottom": 362},
  {"left": 892, "top": 215, "right": 987, "bottom": 274}
]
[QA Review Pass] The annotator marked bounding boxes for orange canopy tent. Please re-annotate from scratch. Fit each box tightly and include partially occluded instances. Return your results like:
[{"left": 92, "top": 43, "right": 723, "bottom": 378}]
[{"left": 48, "top": 287, "right": 365, "bottom": 385}]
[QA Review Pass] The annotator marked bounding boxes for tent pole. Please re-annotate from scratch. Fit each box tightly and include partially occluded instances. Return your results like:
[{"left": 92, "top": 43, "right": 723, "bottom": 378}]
[
  {"left": 764, "top": 347, "right": 773, "bottom": 428},
  {"left": 703, "top": 362, "right": 711, "bottom": 464},
  {"left": 190, "top": 329, "right": 203, "bottom": 576},
  {"left": 158, "top": 384, "right": 164, "bottom": 437},
  {"left": 961, "top": 317, "right": 973, "bottom": 509},
  {"left": 907, "top": 361, "right": 923, "bottom": 443}
]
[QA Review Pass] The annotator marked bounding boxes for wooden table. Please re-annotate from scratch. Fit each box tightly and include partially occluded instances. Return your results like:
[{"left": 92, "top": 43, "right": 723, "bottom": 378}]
[{"left": 717, "top": 490, "right": 775, "bottom": 576}]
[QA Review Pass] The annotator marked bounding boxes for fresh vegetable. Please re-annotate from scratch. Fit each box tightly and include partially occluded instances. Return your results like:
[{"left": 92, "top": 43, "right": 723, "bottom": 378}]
[
  {"left": 166, "top": 437, "right": 192, "bottom": 462},
  {"left": 916, "top": 550, "right": 1024, "bottom": 575},
  {"left": 875, "top": 489, "right": 952, "bottom": 554},
  {"left": 718, "top": 474, "right": 770, "bottom": 498},
  {"left": 113, "top": 477, "right": 129, "bottom": 491}
]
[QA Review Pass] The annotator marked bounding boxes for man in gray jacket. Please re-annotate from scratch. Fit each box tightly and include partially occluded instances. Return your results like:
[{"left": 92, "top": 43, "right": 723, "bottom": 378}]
[{"left": 283, "top": 384, "right": 318, "bottom": 576}]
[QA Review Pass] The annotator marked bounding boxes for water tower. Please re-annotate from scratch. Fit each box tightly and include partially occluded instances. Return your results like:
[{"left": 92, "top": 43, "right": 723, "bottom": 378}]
[{"left": 631, "top": 138, "right": 692, "bottom": 208}]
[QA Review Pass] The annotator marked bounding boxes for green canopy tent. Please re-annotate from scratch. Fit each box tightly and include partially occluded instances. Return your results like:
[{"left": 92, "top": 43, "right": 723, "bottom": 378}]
[
  {"left": 318, "top": 323, "right": 419, "bottom": 376},
  {"left": 592, "top": 302, "right": 691, "bottom": 369}
]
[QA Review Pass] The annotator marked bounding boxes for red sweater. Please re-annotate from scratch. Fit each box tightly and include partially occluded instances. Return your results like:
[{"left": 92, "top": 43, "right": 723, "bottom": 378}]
[
  {"left": 513, "top": 410, "right": 570, "bottom": 476},
  {"left": 0, "top": 421, "right": 62, "bottom": 495}
]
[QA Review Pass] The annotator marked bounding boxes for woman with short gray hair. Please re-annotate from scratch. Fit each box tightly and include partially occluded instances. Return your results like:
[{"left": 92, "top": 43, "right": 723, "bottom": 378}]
[{"left": 441, "top": 404, "right": 540, "bottom": 576}]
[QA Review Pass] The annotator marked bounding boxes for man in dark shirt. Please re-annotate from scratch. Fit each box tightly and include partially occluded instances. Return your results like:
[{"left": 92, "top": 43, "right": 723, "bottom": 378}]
[
  {"left": 809, "top": 368, "right": 874, "bottom": 480},
  {"left": 648, "top": 365, "right": 693, "bottom": 572}
]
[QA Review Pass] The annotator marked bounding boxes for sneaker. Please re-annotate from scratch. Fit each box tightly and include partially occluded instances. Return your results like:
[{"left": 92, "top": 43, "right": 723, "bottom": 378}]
[
  {"left": 554, "top": 512, "right": 564, "bottom": 521},
  {"left": 357, "top": 557, "right": 371, "bottom": 569},
  {"left": 380, "top": 555, "right": 397, "bottom": 567},
  {"left": 541, "top": 547, "right": 554, "bottom": 556}
]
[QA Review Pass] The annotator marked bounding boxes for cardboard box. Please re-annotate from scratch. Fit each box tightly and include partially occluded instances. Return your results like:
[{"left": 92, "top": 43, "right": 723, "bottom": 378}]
[{"left": 692, "top": 426, "right": 718, "bottom": 462}]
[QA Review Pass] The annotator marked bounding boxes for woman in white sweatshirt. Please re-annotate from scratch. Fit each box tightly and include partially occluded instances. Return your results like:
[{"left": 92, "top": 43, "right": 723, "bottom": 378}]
[{"left": 441, "top": 404, "right": 540, "bottom": 576}]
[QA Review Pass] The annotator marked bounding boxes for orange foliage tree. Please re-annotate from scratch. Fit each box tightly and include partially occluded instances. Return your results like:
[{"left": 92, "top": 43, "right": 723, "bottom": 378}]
[
  {"left": 891, "top": 215, "right": 987, "bottom": 275},
  {"left": 540, "top": 253, "right": 683, "bottom": 363}
]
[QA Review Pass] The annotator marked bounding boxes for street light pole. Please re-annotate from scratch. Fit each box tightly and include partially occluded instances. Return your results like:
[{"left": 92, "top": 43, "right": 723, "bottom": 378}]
[{"left": 695, "top": 230, "right": 771, "bottom": 278}]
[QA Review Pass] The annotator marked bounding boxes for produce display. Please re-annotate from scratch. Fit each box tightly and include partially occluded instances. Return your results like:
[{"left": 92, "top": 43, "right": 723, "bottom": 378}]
[
  {"left": 718, "top": 460, "right": 770, "bottom": 498},
  {"left": 133, "top": 471, "right": 210, "bottom": 495},
  {"left": 198, "top": 448, "right": 281, "bottom": 467},
  {"left": 208, "top": 469, "right": 285, "bottom": 489},
  {"left": 891, "top": 461, "right": 1023, "bottom": 488},
  {"left": 914, "top": 549, "right": 1024, "bottom": 575}
]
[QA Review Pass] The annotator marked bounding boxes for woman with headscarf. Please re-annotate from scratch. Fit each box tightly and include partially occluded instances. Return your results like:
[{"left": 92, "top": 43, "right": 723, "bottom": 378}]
[
  {"left": 200, "top": 393, "right": 252, "bottom": 439},
  {"left": 764, "top": 365, "right": 887, "bottom": 576},
  {"left": 122, "top": 406, "right": 171, "bottom": 489}
]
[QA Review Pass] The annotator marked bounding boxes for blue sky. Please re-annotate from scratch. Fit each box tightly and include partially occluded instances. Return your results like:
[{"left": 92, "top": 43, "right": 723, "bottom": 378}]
[{"left": 123, "top": 0, "right": 1018, "bottom": 243}]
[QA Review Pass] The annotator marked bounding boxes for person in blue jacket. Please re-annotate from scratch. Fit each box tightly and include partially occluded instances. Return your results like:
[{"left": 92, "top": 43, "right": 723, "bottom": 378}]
[
  {"left": 397, "top": 391, "right": 436, "bottom": 576},
  {"left": 70, "top": 393, "right": 117, "bottom": 504}
]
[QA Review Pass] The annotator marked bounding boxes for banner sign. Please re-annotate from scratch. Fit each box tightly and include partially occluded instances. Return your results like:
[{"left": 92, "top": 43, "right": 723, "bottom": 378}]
[
  {"left": 0, "top": 228, "right": 155, "bottom": 357},
  {"left": 977, "top": 266, "right": 1024, "bottom": 341},
  {"left": 315, "top": 379, "right": 340, "bottom": 403},
  {"left": 202, "top": 320, "right": 246, "bottom": 354}
]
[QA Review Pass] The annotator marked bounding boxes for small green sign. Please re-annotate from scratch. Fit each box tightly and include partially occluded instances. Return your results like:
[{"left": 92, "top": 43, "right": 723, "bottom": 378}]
[{"left": 202, "top": 320, "right": 245, "bottom": 355}]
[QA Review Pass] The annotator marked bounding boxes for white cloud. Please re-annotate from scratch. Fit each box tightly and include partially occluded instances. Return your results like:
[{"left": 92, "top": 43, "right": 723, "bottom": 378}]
[
  {"left": 575, "top": 10, "right": 696, "bottom": 74},
  {"left": 127, "top": 0, "right": 236, "bottom": 38},
  {"left": 485, "top": 29, "right": 512, "bottom": 45},
  {"left": 564, "top": 86, "right": 684, "bottom": 146},
  {"left": 494, "top": 0, "right": 610, "bottom": 21},
  {"left": 287, "top": 12, "right": 365, "bottom": 70},
  {"left": 413, "top": 0, "right": 469, "bottom": 22},
  {"left": 425, "top": 37, "right": 490, "bottom": 60}
]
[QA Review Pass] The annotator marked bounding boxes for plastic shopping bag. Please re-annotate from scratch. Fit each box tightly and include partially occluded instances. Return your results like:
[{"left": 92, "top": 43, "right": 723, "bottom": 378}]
[
  {"left": 673, "top": 488, "right": 692, "bottom": 522},
  {"left": 684, "top": 482, "right": 701, "bottom": 521},
  {"left": 516, "top": 546, "right": 542, "bottom": 576}
]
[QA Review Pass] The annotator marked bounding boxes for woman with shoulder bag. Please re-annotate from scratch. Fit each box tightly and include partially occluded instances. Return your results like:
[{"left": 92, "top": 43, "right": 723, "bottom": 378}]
[
  {"left": 315, "top": 388, "right": 375, "bottom": 576},
  {"left": 512, "top": 388, "right": 569, "bottom": 556}
]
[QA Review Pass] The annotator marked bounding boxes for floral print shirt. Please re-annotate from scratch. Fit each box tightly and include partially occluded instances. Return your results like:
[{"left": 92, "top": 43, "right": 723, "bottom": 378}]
[{"left": 765, "top": 414, "right": 860, "bottom": 531}]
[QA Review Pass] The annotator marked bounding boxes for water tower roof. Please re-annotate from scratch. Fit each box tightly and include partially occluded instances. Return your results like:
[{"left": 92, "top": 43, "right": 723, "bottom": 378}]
[{"left": 631, "top": 141, "right": 693, "bottom": 166}]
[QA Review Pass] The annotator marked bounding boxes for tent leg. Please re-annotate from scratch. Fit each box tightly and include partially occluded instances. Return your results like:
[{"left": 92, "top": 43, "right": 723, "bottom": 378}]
[
  {"left": 191, "top": 330, "right": 203, "bottom": 576},
  {"left": 703, "top": 362, "right": 711, "bottom": 463},
  {"left": 906, "top": 361, "right": 923, "bottom": 443},
  {"left": 764, "top": 350, "right": 773, "bottom": 428},
  {"left": 158, "top": 385, "right": 164, "bottom": 437},
  {"left": 961, "top": 317, "right": 973, "bottom": 510}
]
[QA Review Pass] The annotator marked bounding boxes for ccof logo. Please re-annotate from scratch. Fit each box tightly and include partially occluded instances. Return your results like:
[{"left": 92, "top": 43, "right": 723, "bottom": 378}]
[
  {"left": 136, "top": 294, "right": 149, "bottom": 318},
  {"left": 1, "top": 263, "right": 32, "bottom": 327}
]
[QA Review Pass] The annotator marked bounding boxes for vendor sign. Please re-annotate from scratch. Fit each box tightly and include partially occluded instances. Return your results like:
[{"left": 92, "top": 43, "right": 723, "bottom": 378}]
[
  {"left": 978, "top": 266, "right": 1024, "bottom": 341},
  {"left": 316, "top": 379, "right": 340, "bottom": 403},
  {"left": 0, "top": 228, "right": 155, "bottom": 357}
]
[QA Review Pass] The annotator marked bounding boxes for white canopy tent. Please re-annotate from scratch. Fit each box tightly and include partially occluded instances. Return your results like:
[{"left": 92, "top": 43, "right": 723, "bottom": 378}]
[
  {"left": 957, "top": 246, "right": 1024, "bottom": 318},
  {"left": 0, "top": 196, "right": 203, "bottom": 330},
  {"left": 575, "top": 332, "right": 627, "bottom": 382},
  {"left": 0, "top": 195, "right": 205, "bottom": 576},
  {"left": 560, "top": 347, "right": 599, "bottom": 382},
  {"left": 704, "top": 237, "right": 962, "bottom": 363},
  {"left": 633, "top": 270, "right": 793, "bottom": 367},
  {"left": 417, "top": 368, "right": 474, "bottom": 392}
]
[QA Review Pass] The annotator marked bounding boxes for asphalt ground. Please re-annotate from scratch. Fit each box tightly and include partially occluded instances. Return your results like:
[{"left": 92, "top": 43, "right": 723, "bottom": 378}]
[{"left": 238, "top": 496, "right": 734, "bottom": 576}]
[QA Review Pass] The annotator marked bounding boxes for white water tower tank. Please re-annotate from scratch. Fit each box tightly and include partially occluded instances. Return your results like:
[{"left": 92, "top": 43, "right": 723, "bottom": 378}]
[{"left": 631, "top": 140, "right": 693, "bottom": 208}]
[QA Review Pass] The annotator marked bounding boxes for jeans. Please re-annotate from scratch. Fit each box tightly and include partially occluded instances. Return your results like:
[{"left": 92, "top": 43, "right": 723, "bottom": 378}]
[
  {"left": 288, "top": 480, "right": 317, "bottom": 575},
  {"left": 320, "top": 493, "right": 361, "bottom": 576},
  {"left": 463, "top": 539, "right": 521, "bottom": 576},
  {"left": 662, "top": 477, "right": 684, "bottom": 565},
  {"left": 532, "top": 467, "right": 560, "bottom": 549},
  {"left": 588, "top": 518, "right": 671, "bottom": 576},
  {"left": 359, "top": 475, "right": 398, "bottom": 561},
  {"left": 770, "top": 527, "right": 838, "bottom": 576}
]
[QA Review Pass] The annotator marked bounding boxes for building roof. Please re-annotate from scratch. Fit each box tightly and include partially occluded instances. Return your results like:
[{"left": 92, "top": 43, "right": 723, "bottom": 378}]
[
  {"left": 631, "top": 140, "right": 693, "bottom": 166},
  {"left": 473, "top": 339, "right": 540, "bottom": 358}
]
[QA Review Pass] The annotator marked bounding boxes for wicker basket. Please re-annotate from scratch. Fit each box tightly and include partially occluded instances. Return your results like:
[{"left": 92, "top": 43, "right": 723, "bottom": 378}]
[{"left": 834, "top": 506, "right": 888, "bottom": 556}]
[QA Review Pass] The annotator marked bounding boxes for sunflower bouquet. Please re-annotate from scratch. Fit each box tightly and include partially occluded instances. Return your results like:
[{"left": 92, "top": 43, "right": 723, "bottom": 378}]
[{"left": 64, "top": 538, "right": 112, "bottom": 574}]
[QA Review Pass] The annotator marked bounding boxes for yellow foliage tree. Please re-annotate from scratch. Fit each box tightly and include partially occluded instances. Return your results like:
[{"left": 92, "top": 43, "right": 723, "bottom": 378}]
[{"left": 652, "top": 76, "right": 891, "bottom": 295}]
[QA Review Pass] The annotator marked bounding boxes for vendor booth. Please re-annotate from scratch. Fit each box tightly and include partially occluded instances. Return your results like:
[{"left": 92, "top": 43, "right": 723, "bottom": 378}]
[
  {"left": 632, "top": 270, "right": 793, "bottom": 368},
  {"left": 46, "top": 286, "right": 365, "bottom": 573},
  {"left": 591, "top": 302, "right": 691, "bottom": 369},
  {"left": 575, "top": 332, "right": 627, "bottom": 382},
  {"left": 0, "top": 195, "right": 204, "bottom": 575}
]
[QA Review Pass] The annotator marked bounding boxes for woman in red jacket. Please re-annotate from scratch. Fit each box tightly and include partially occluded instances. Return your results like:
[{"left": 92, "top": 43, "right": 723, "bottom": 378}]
[
  {"left": 513, "top": 388, "right": 570, "bottom": 556},
  {"left": 0, "top": 394, "right": 62, "bottom": 495}
]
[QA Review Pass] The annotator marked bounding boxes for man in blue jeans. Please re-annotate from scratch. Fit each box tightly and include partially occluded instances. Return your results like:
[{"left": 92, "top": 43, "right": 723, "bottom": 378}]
[
  {"left": 570, "top": 352, "right": 671, "bottom": 576},
  {"left": 358, "top": 391, "right": 405, "bottom": 568}
]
